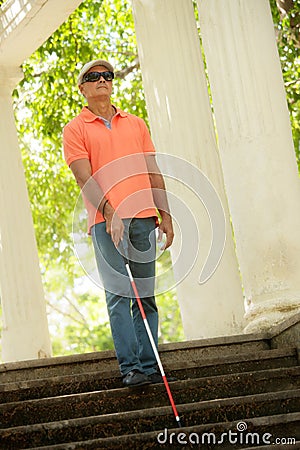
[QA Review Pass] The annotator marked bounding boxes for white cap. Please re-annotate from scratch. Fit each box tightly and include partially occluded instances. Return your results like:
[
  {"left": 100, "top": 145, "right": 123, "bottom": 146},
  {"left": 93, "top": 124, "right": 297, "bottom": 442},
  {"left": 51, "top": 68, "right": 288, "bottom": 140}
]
[{"left": 77, "top": 59, "right": 114, "bottom": 85}]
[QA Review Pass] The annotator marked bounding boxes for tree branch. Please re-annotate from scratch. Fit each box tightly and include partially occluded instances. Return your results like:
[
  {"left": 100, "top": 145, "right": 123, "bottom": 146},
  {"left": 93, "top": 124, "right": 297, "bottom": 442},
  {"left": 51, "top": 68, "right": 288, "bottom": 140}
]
[
  {"left": 63, "top": 293, "right": 90, "bottom": 327},
  {"left": 276, "top": 0, "right": 294, "bottom": 17},
  {"left": 115, "top": 57, "right": 140, "bottom": 79},
  {"left": 285, "top": 79, "right": 300, "bottom": 87},
  {"left": 47, "top": 299, "right": 90, "bottom": 329}
]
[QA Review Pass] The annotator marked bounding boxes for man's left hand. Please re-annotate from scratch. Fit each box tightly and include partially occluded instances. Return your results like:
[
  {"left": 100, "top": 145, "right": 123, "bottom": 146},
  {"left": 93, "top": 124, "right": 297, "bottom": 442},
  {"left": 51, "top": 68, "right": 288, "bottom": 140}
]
[{"left": 157, "top": 213, "right": 174, "bottom": 250}]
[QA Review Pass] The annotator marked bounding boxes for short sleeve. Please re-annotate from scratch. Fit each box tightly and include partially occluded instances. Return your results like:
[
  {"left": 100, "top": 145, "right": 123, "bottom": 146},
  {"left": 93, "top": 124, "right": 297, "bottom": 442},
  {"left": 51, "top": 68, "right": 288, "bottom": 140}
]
[
  {"left": 63, "top": 121, "right": 89, "bottom": 166},
  {"left": 138, "top": 118, "right": 156, "bottom": 154}
]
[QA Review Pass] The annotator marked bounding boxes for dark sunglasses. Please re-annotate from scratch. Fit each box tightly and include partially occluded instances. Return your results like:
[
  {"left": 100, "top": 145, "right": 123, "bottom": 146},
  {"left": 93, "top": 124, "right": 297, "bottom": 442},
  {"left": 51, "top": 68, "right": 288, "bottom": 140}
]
[{"left": 82, "top": 71, "right": 115, "bottom": 83}]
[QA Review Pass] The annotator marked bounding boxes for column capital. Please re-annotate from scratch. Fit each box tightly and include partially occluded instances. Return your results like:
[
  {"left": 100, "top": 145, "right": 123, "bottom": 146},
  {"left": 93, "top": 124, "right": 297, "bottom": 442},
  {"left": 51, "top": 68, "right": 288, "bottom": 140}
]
[{"left": 0, "top": 65, "right": 23, "bottom": 93}]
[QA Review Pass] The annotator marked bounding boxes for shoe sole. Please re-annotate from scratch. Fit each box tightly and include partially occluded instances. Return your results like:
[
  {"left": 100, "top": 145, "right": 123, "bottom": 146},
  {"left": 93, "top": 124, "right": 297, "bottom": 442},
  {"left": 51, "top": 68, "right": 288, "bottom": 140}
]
[
  {"left": 123, "top": 380, "right": 151, "bottom": 388},
  {"left": 148, "top": 377, "right": 177, "bottom": 384}
]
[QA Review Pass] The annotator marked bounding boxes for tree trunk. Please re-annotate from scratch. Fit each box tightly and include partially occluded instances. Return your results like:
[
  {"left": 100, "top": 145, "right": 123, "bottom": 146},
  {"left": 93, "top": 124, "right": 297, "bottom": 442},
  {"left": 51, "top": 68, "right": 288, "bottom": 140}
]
[{"left": 276, "top": 0, "right": 294, "bottom": 17}]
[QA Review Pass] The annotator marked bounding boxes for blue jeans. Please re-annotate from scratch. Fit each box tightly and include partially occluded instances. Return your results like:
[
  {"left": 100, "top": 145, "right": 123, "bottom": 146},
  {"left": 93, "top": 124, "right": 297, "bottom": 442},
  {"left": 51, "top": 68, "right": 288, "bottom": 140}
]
[{"left": 91, "top": 217, "right": 158, "bottom": 376}]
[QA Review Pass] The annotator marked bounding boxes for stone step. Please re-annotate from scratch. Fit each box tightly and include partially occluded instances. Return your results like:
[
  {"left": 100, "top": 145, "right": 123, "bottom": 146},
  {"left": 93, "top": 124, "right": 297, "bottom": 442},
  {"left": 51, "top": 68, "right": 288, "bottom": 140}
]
[
  {"left": 28, "top": 412, "right": 300, "bottom": 450},
  {"left": 0, "top": 321, "right": 298, "bottom": 450},
  {"left": 0, "top": 333, "right": 271, "bottom": 383},
  {"left": 1, "top": 390, "right": 299, "bottom": 449},
  {"left": 0, "top": 347, "right": 297, "bottom": 404},
  {"left": 0, "top": 365, "right": 299, "bottom": 429}
]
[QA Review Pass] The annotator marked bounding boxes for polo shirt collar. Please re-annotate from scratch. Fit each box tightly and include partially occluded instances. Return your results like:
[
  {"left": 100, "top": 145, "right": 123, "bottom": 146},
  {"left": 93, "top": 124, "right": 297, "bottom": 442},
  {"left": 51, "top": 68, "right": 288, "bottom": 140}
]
[{"left": 80, "top": 106, "right": 128, "bottom": 122}]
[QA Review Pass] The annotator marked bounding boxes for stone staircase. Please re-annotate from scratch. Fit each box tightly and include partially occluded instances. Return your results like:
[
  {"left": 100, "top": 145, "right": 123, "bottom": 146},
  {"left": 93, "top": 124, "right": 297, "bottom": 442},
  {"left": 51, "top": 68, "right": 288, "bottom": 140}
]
[{"left": 0, "top": 315, "right": 299, "bottom": 449}]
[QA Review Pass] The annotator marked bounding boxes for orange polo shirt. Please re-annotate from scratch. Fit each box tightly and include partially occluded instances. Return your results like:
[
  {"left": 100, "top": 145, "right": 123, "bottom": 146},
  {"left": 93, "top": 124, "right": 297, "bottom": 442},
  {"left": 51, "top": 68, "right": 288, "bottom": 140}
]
[{"left": 63, "top": 107, "right": 157, "bottom": 232}]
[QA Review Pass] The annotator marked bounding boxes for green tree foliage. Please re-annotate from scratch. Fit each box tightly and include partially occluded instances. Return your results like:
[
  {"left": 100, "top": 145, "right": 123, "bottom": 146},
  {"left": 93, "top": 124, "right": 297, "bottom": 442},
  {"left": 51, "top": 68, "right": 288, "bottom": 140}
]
[
  {"left": 1, "top": 0, "right": 297, "bottom": 357},
  {"left": 270, "top": 0, "right": 300, "bottom": 170}
]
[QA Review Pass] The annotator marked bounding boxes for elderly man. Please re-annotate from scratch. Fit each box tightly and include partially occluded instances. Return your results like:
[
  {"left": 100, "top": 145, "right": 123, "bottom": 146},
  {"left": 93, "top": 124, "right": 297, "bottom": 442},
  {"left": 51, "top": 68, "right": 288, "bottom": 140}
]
[{"left": 63, "top": 59, "right": 174, "bottom": 387}]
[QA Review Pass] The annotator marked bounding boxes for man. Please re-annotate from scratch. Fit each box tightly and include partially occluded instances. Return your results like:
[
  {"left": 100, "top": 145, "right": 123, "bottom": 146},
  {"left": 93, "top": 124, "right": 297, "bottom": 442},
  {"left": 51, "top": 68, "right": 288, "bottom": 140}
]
[{"left": 63, "top": 59, "right": 174, "bottom": 387}]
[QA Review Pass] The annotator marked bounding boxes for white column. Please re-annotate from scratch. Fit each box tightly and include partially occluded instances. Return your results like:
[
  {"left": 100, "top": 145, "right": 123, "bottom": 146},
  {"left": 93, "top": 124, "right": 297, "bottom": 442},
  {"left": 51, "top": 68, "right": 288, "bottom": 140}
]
[
  {"left": 0, "top": 66, "right": 52, "bottom": 361},
  {"left": 132, "top": 0, "right": 245, "bottom": 339},
  {"left": 197, "top": 0, "right": 300, "bottom": 332}
]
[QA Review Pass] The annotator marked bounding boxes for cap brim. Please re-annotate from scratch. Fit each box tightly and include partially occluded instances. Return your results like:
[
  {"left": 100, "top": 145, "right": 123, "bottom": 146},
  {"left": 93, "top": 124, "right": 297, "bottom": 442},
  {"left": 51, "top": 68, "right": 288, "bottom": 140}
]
[{"left": 78, "top": 59, "right": 114, "bottom": 85}]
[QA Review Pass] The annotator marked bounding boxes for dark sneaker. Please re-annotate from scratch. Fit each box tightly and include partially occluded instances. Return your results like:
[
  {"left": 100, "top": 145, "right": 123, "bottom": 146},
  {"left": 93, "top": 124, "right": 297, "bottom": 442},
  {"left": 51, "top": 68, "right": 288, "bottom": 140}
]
[
  {"left": 148, "top": 372, "right": 177, "bottom": 384},
  {"left": 123, "top": 370, "right": 151, "bottom": 387}
]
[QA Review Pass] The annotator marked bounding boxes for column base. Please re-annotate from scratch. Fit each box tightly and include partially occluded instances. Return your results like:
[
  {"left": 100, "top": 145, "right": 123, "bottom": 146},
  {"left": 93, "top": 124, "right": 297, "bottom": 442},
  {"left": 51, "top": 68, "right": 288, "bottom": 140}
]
[
  {"left": 1, "top": 321, "right": 52, "bottom": 362},
  {"left": 243, "top": 292, "right": 300, "bottom": 334}
]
